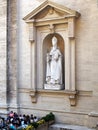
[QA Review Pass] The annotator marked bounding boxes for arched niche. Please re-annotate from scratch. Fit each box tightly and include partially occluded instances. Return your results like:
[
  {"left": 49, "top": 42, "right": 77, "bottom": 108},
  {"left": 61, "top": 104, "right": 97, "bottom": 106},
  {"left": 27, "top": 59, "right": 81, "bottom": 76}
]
[{"left": 43, "top": 33, "right": 65, "bottom": 87}]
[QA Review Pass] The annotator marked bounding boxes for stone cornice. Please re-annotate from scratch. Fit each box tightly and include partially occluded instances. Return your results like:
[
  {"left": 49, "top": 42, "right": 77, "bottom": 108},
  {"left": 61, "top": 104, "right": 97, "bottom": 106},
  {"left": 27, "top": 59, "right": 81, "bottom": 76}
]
[{"left": 23, "top": 1, "right": 80, "bottom": 21}]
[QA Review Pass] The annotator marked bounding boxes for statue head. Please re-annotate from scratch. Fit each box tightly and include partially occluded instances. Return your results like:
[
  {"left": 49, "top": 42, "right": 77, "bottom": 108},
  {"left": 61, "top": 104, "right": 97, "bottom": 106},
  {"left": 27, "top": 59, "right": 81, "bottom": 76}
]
[{"left": 52, "top": 36, "right": 57, "bottom": 47}]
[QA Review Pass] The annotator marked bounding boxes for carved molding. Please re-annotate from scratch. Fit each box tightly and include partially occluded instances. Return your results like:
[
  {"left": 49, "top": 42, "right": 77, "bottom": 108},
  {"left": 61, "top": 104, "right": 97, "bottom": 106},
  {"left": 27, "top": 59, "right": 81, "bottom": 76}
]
[
  {"left": 37, "top": 89, "right": 77, "bottom": 95},
  {"left": 48, "top": 24, "right": 55, "bottom": 33},
  {"left": 68, "top": 18, "right": 75, "bottom": 38},
  {"left": 78, "top": 90, "right": 93, "bottom": 97},
  {"left": 23, "top": 1, "right": 80, "bottom": 21},
  {"left": 69, "top": 94, "right": 77, "bottom": 106},
  {"left": 28, "top": 23, "right": 36, "bottom": 42},
  {"left": 29, "top": 90, "right": 37, "bottom": 103}
]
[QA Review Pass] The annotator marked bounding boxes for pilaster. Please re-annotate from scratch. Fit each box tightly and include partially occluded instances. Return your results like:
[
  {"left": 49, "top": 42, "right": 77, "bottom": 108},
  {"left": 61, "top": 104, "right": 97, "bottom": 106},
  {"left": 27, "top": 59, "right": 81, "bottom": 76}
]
[
  {"left": 0, "top": 0, "right": 8, "bottom": 115},
  {"left": 7, "top": 0, "right": 18, "bottom": 112}
]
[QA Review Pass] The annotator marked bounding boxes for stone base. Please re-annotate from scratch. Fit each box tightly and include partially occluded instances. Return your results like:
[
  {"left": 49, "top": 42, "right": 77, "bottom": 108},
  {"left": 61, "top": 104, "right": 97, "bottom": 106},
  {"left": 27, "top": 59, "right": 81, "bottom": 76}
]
[{"left": 44, "top": 84, "right": 64, "bottom": 90}]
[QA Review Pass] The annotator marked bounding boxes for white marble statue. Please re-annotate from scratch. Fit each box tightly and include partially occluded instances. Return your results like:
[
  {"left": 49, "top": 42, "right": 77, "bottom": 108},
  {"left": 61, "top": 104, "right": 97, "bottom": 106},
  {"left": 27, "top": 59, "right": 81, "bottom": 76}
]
[{"left": 46, "top": 36, "right": 63, "bottom": 85}]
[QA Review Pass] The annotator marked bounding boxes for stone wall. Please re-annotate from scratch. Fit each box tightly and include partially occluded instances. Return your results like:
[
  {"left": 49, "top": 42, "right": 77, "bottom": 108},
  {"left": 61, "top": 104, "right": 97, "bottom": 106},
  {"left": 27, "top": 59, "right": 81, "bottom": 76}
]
[{"left": 5, "top": 0, "right": 98, "bottom": 128}]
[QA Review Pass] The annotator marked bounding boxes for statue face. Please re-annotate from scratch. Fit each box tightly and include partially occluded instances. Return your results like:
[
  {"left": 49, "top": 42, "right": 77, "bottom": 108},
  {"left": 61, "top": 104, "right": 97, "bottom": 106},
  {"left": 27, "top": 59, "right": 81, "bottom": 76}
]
[{"left": 52, "top": 36, "right": 57, "bottom": 47}]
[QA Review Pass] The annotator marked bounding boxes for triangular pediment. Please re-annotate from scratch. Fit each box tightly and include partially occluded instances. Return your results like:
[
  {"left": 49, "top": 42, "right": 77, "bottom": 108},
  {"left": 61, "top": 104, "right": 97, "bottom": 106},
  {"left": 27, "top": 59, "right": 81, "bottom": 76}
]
[{"left": 23, "top": 1, "right": 80, "bottom": 21}]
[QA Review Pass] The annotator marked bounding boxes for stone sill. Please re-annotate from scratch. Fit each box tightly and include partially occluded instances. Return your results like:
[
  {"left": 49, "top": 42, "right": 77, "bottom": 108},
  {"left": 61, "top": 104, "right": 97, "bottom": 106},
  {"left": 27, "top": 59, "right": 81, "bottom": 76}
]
[
  {"left": 29, "top": 89, "right": 93, "bottom": 106},
  {"left": 37, "top": 89, "right": 77, "bottom": 95},
  {"left": 30, "top": 89, "right": 78, "bottom": 106}
]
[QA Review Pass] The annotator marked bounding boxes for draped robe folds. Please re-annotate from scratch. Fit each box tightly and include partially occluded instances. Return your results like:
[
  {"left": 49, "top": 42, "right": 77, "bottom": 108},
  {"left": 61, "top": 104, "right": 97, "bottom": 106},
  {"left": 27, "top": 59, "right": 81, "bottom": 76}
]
[{"left": 46, "top": 47, "right": 62, "bottom": 84}]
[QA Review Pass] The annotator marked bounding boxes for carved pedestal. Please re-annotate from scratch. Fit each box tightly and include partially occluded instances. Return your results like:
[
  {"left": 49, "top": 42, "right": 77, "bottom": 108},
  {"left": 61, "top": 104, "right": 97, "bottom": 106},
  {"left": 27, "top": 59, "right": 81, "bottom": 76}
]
[{"left": 44, "top": 84, "right": 64, "bottom": 90}]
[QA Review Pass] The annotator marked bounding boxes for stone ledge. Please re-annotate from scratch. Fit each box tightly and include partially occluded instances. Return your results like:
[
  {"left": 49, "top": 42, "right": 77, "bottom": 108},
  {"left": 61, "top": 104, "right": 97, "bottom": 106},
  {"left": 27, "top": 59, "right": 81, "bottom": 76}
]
[
  {"left": 0, "top": 104, "right": 8, "bottom": 109},
  {"left": 37, "top": 89, "right": 77, "bottom": 95},
  {"left": 30, "top": 89, "right": 78, "bottom": 106},
  {"left": 78, "top": 90, "right": 93, "bottom": 97}
]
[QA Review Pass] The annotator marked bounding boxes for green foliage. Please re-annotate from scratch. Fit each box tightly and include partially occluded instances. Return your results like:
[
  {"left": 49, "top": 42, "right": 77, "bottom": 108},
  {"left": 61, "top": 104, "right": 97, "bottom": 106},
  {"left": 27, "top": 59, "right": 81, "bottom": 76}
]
[
  {"left": 31, "top": 122, "right": 39, "bottom": 128},
  {"left": 41, "top": 112, "right": 55, "bottom": 122}
]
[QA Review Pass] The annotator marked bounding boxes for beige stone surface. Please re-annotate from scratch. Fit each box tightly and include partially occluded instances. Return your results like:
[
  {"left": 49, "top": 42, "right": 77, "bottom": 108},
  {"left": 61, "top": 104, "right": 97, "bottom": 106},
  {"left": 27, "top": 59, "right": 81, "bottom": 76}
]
[
  {"left": 16, "top": 0, "right": 98, "bottom": 128},
  {"left": 18, "top": 0, "right": 98, "bottom": 127},
  {"left": 0, "top": 0, "right": 98, "bottom": 128}
]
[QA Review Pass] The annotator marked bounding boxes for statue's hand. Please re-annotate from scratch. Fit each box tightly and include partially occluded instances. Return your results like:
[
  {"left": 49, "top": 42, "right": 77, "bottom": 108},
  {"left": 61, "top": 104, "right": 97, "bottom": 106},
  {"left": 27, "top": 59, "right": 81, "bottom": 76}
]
[{"left": 54, "top": 57, "right": 58, "bottom": 61}]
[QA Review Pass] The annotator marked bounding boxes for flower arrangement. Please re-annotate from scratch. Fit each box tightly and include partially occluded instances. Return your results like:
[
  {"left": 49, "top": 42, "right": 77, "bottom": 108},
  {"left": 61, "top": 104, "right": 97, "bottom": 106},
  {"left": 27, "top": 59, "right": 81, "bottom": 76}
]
[
  {"left": 37, "top": 119, "right": 45, "bottom": 125},
  {"left": 23, "top": 125, "right": 34, "bottom": 130}
]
